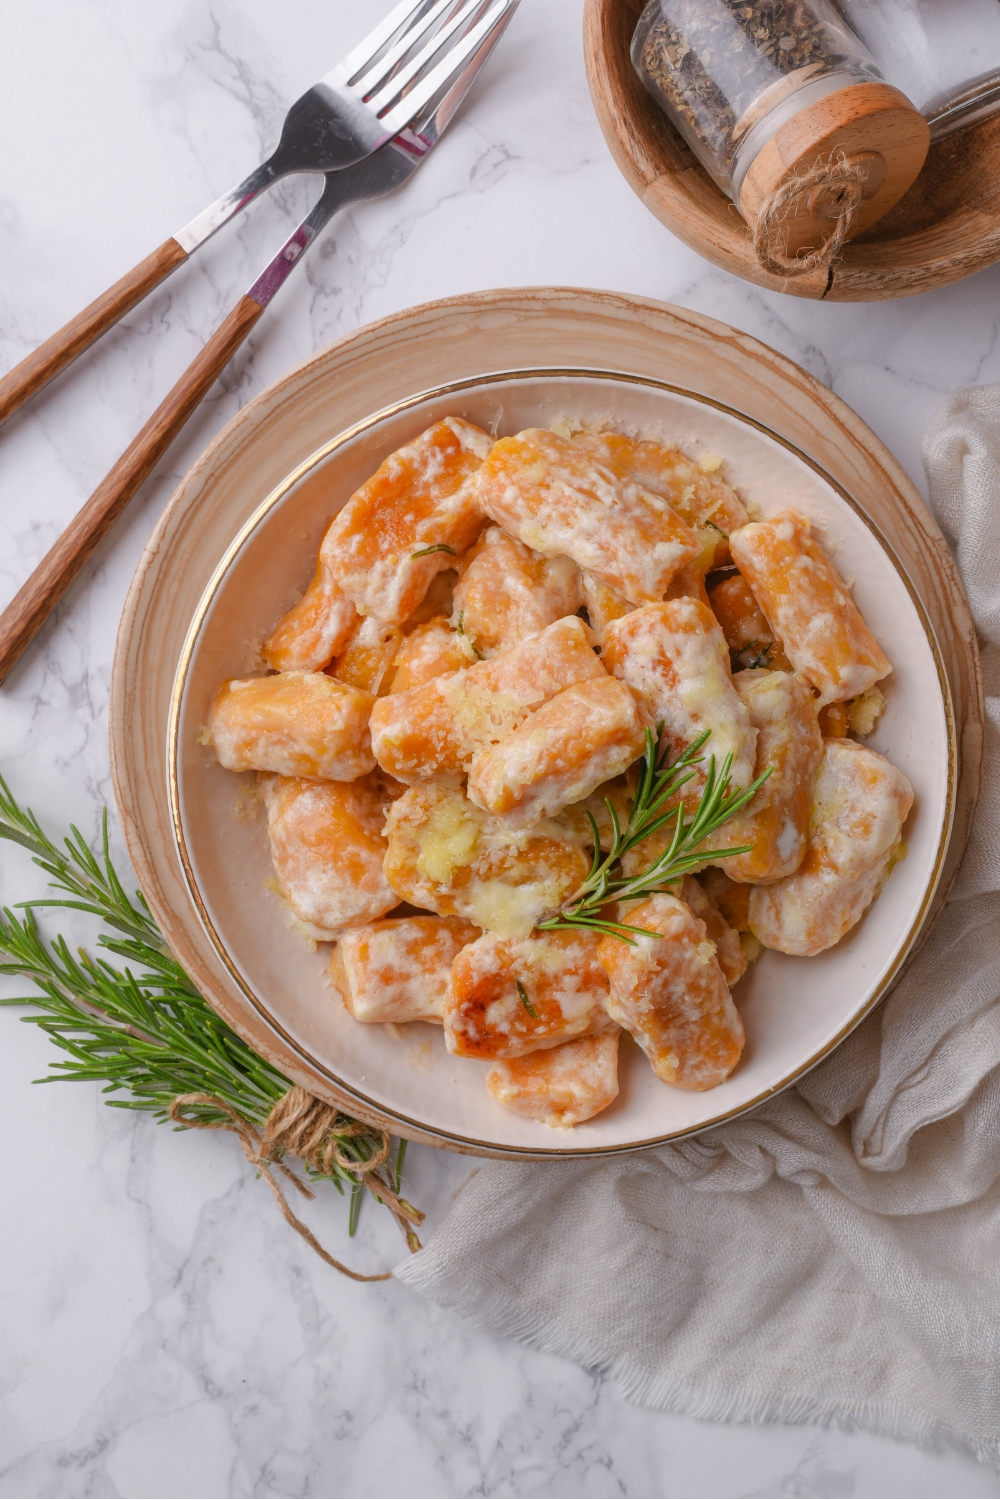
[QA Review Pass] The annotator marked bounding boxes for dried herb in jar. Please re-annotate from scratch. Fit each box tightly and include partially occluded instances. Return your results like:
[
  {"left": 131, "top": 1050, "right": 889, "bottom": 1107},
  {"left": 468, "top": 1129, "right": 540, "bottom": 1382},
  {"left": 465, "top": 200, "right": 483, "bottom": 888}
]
[{"left": 633, "top": 0, "right": 868, "bottom": 186}]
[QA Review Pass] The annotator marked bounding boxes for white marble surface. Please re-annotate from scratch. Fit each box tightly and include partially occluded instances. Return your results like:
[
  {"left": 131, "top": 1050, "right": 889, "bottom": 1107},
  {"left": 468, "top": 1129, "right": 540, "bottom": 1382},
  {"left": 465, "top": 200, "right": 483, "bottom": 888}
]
[{"left": 1, "top": 3, "right": 999, "bottom": 1496}]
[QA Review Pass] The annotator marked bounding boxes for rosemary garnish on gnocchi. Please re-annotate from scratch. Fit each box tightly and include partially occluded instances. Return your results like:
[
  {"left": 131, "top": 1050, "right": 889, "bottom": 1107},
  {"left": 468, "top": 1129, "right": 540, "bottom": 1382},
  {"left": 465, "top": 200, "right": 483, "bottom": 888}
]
[
  {"left": 515, "top": 981, "right": 538, "bottom": 1018},
  {"left": 536, "top": 728, "right": 772, "bottom": 943},
  {"left": 410, "top": 543, "right": 457, "bottom": 559}
]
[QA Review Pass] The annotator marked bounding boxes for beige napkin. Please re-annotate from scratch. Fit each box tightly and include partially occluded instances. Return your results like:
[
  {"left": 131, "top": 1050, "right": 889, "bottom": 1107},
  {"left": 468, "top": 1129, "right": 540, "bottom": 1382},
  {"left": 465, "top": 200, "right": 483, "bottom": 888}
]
[{"left": 396, "top": 386, "right": 1000, "bottom": 1464}]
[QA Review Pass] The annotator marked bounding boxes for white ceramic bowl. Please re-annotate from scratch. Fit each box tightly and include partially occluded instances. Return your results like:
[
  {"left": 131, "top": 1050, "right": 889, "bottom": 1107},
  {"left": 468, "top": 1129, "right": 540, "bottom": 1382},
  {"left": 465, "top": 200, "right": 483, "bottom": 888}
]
[{"left": 169, "top": 370, "right": 955, "bottom": 1155}]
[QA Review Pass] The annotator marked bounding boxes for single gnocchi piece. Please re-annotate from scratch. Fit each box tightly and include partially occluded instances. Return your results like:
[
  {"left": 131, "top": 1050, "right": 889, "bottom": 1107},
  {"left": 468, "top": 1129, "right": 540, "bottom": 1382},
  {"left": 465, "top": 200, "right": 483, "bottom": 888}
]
[
  {"left": 468, "top": 676, "right": 647, "bottom": 826},
  {"left": 474, "top": 428, "right": 699, "bottom": 604},
  {"left": 708, "top": 572, "right": 792, "bottom": 673},
  {"left": 388, "top": 616, "right": 474, "bottom": 693},
  {"left": 451, "top": 526, "right": 583, "bottom": 656},
  {"left": 258, "top": 772, "right": 398, "bottom": 939},
  {"left": 705, "top": 669, "right": 823, "bottom": 883},
  {"left": 208, "top": 672, "right": 375, "bottom": 780},
  {"left": 729, "top": 510, "right": 891, "bottom": 705},
  {"left": 486, "top": 1032, "right": 620, "bottom": 1127},
  {"left": 677, "top": 875, "right": 747, "bottom": 988},
  {"left": 383, "top": 785, "right": 591, "bottom": 938},
  {"left": 317, "top": 417, "right": 492, "bottom": 624},
  {"left": 602, "top": 599, "right": 758, "bottom": 793},
  {"left": 331, "top": 915, "right": 479, "bottom": 1024},
  {"left": 575, "top": 431, "right": 749, "bottom": 567},
  {"left": 370, "top": 614, "right": 604, "bottom": 782},
  {"left": 749, "top": 738, "right": 914, "bottom": 956},
  {"left": 262, "top": 572, "right": 359, "bottom": 673},
  {"left": 329, "top": 616, "right": 403, "bottom": 697},
  {"left": 598, "top": 893, "right": 744, "bottom": 1091},
  {"left": 445, "top": 929, "right": 616, "bottom": 1059}
]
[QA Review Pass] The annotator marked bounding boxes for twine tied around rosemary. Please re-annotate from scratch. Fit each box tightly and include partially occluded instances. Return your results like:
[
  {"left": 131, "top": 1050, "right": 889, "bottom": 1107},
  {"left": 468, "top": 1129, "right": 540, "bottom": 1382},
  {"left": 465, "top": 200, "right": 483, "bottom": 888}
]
[
  {"left": 752, "top": 151, "right": 869, "bottom": 279},
  {"left": 169, "top": 1085, "right": 424, "bottom": 1282}
]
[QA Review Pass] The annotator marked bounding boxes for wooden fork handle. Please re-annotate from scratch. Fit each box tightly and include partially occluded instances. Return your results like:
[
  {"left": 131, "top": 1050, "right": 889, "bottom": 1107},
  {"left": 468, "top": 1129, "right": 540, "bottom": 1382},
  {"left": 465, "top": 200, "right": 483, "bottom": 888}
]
[
  {"left": 0, "top": 292, "right": 265, "bottom": 685},
  {"left": 0, "top": 237, "right": 189, "bottom": 427}
]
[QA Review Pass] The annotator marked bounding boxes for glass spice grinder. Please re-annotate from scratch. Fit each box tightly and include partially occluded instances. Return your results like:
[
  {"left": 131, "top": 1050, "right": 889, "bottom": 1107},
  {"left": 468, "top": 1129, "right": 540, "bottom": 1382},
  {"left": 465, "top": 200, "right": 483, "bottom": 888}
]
[{"left": 631, "top": 0, "right": 930, "bottom": 258}]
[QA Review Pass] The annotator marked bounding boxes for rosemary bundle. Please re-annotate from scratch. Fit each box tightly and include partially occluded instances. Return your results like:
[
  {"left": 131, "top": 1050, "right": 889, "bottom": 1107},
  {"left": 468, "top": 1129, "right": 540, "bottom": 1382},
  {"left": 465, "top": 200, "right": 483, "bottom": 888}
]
[
  {"left": 0, "top": 724, "right": 766, "bottom": 1265},
  {"left": 0, "top": 776, "right": 413, "bottom": 1267}
]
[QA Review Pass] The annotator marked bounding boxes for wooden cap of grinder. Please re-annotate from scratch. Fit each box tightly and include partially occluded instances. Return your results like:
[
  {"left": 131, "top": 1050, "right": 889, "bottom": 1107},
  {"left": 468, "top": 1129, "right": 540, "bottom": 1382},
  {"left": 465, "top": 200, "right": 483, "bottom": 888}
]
[{"left": 736, "top": 80, "right": 930, "bottom": 269}]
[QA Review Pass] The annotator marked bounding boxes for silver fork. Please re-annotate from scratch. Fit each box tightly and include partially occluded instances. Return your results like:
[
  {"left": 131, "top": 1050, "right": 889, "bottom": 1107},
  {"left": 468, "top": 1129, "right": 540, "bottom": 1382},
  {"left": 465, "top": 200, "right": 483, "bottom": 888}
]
[
  {"left": 0, "top": 0, "right": 504, "bottom": 428},
  {"left": 0, "top": 0, "right": 517, "bottom": 684}
]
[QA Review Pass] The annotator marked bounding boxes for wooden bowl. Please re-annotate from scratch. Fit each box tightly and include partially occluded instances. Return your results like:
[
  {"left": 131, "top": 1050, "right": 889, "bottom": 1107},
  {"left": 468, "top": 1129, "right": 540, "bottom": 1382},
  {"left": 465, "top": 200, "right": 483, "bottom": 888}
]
[
  {"left": 110, "top": 288, "right": 983, "bottom": 1157},
  {"left": 585, "top": 0, "right": 1000, "bottom": 301}
]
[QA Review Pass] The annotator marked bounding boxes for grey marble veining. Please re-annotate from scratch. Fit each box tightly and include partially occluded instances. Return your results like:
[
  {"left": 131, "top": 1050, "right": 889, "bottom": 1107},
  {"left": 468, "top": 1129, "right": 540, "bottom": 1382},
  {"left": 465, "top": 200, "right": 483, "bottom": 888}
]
[{"left": 1, "top": 2, "right": 999, "bottom": 1496}]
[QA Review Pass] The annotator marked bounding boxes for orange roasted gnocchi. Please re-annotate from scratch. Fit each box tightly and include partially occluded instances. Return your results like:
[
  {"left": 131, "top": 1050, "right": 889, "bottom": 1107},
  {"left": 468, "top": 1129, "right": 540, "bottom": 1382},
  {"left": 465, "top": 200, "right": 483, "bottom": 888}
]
[
  {"left": 329, "top": 616, "right": 403, "bottom": 697},
  {"left": 574, "top": 431, "right": 749, "bottom": 567},
  {"left": 208, "top": 413, "right": 910, "bottom": 1132},
  {"left": 486, "top": 1032, "right": 620, "bottom": 1127},
  {"left": 451, "top": 526, "right": 583, "bottom": 656},
  {"left": 259, "top": 772, "right": 398, "bottom": 938},
  {"left": 208, "top": 671, "right": 374, "bottom": 780},
  {"left": 312, "top": 418, "right": 491, "bottom": 627},
  {"left": 382, "top": 784, "right": 590, "bottom": 937},
  {"left": 708, "top": 572, "right": 792, "bottom": 674},
  {"left": 474, "top": 428, "right": 700, "bottom": 604},
  {"left": 332, "top": 914, "right": 479, "bottom": 1023},
  {"left": 602, "top": 599, "right": 758, "bottom": 794},
  {"left": 445, "top": 928, "right": 616, "bottom": 1059},
  {"left": 263, "top": 573, "right": 358, "bottom": 673},
  {"left": 598, "top": 893, "right": 744, "bottom": 1091},
  {"left": 467, "top": 675, "right": 646, "bottom": 825},
  {"left": 581, "top": 571, "right": 634, "bottom": 643},
  {"left": 705, "top": 669, "right": 823, "bottom": 883},
  {"left": 369, "top": 614, "right": 603, "bottom": 783},
  {"left": 388, "top": 616, "right": 475, "bottom": 692},
  {"left": 729, "top": 509, "right": 891, "bottom": 705},
  {"left": 749, "top": 738, "right": 913, "bottom": 956}
]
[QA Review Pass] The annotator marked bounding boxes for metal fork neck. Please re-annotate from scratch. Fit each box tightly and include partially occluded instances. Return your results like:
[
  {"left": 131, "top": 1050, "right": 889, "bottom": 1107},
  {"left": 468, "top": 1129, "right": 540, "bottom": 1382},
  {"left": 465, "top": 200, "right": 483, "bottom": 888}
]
[{"left": 174, "top": 160, "right": 281, "bottom": 254}]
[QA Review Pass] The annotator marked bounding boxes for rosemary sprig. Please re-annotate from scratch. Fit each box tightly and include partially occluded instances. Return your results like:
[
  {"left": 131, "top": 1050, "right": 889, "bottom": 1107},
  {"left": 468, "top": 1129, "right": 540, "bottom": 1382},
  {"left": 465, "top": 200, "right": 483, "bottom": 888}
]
[
  {"left": 537, "top": 727, "right": 772, "bottom": 943},
  {"left": 0, "top": 776, "right": 404, "bottom": 1231}
]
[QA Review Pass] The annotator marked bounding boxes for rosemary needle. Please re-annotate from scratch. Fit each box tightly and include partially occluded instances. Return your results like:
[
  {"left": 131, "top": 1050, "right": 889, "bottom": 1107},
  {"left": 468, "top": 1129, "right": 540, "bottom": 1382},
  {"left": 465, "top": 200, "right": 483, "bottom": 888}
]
[
  {"left": 410, "top": 543, "right": 456, "bottom": 559},
  {"left": 455, "top": 608, "right": 483, "bottom": 660},
  {"left": 516, "top": 980, "right": 538, "bottom": 1019},
  {"left": 537, "top": 726, "right": 772, "bottom": 944}
]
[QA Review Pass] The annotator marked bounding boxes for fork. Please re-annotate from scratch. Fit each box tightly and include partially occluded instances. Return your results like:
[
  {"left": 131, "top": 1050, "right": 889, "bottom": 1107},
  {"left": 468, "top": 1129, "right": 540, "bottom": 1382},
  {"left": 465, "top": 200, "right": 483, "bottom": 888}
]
[
  {"left": 0, "top": 0, "right": 496, "bottom": 429},
  {"left": 0, "top": 0, "right": 516, "bottom": 684}
]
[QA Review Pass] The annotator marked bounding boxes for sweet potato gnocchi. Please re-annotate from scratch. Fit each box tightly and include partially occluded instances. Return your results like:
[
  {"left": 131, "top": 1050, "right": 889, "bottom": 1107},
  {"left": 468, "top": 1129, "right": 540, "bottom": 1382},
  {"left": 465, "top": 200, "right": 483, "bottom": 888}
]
[{"left": 207, "top": 415, "right": 912, "bottom": 1129}]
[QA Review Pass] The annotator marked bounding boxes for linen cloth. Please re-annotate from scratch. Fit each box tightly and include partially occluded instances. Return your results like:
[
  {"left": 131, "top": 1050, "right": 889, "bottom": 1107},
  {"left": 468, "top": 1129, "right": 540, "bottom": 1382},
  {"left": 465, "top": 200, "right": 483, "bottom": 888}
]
[{"left": 396, "top": 386, "right": 1000, "bottom": 1464}]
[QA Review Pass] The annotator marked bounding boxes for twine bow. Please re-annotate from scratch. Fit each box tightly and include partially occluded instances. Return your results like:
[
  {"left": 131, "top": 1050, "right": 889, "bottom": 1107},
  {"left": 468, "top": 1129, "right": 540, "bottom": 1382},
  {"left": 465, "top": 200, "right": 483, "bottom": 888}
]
[
  {"left": 752, "top": 151, "right": 869, "bottom": 279},
  {"left": 169, "top": 1085, "right": 424, "bottom": 1282}
]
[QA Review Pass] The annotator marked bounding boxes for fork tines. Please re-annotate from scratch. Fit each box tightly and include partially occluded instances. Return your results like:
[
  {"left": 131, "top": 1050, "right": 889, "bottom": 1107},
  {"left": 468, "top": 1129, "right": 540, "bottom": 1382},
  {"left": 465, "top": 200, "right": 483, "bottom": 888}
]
[{"left": 326, "top": 0, "right": 513, "bottom": 138}]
